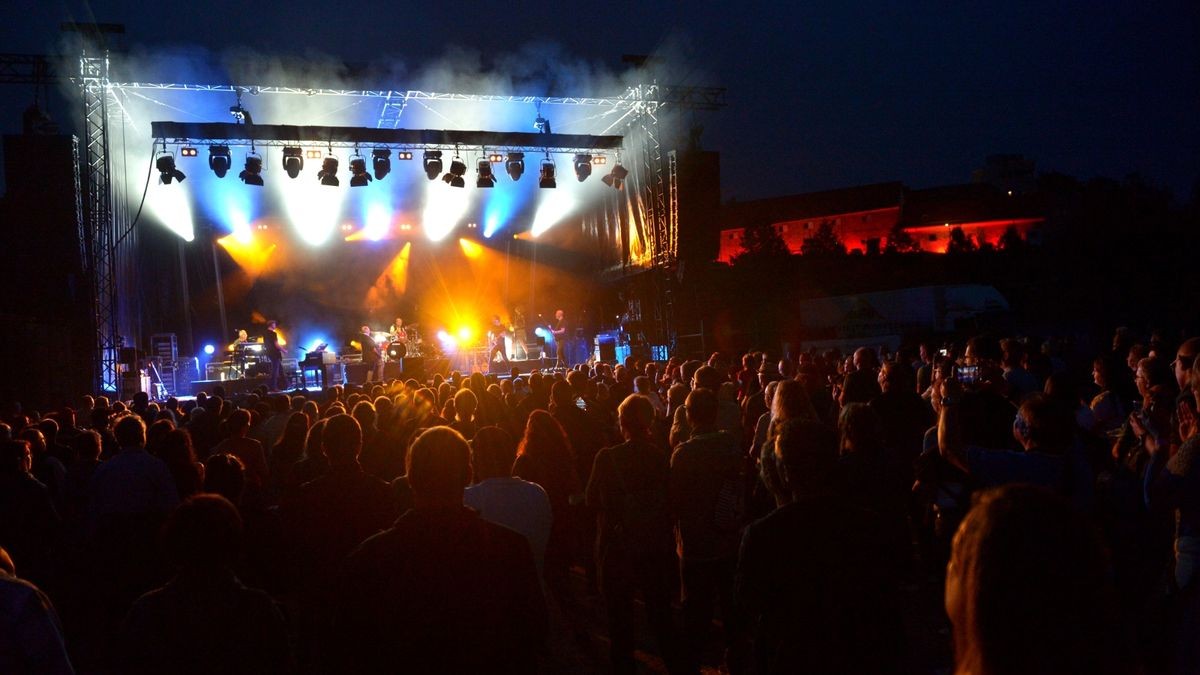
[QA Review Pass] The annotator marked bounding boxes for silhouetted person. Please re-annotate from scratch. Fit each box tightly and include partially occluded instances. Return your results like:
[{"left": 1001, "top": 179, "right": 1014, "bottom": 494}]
[
  {"left": 736, "top": 419, "right": 904, "bottom": 674},
  {"left": 122, "top": 494, "right": 291, "bottom": 675},
  {"left": 587, "top": 395, "right": 685, "bottom": 674},
  {"left": 332, "top": 427, "right": 546, "bottom": 673},
  {"left": 0, "top": 546, "right": 74, "bottom": 675},
  {"left": 946, "top": 485, "right": 1129, "bottom": 675},
  {"left": 464, "top": 425, "right": 552, "bottom": 575},
  {"left": 0, "top": 440, "right": 60, "bottom": 587}
]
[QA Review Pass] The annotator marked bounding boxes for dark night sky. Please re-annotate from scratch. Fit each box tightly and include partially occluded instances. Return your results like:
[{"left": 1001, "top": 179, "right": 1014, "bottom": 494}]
[{"left": 1, "top": 0, "right": 1197, "bottom": 202}]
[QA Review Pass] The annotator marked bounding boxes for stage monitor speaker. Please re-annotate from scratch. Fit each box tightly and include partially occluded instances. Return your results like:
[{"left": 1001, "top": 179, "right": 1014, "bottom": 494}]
[
  {"left": 383, "top": 361, "right": 403, "bottom": 381},
  {"left": 597, "top": 340, "right": 617, "bottom": 363},
  {"left": 345, "top": 363, "right": 369, "bottom": 385},
  {"left": 399, "top": 357, "right": 424, "bottom": 381}
]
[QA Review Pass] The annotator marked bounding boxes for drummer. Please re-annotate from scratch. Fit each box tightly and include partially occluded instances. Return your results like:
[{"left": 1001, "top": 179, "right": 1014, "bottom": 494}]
[{"left": 389, "top": 316, "right": 407, "bottom": 343}]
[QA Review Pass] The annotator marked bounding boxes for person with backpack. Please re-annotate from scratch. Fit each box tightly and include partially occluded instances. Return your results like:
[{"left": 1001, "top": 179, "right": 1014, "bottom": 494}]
[
  {"left": 669, "top": 388, "right": 749, "bottom": 673},
  {"left": 586, "top": 394, "right": 685, "bottom": 674}
]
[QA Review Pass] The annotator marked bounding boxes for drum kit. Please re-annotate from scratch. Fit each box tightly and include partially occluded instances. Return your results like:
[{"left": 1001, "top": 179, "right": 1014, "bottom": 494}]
[{"left": 384, "top": 326, "right": 423, "bottom": 360}]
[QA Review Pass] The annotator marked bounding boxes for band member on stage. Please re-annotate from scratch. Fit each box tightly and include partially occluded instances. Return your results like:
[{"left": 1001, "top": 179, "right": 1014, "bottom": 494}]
[
  {"left": 488, "top": 315, "right": 510, "bottom": 367},
  {"left": 360, "top": 325, "right": 384, "bottom": 382},
  {"left": 551, "top": 309, "right": 569, "bottom": 369},
  {"left": 389, "top": 316, "right": 407, "bottom": 343},
  {"left": 264, "top": 320, "right": 285, "bottom": 390}
]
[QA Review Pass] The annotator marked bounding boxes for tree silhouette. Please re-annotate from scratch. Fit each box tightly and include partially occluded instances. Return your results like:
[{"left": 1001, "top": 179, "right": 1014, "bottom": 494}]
[
  {"left": 946, "top": 226, "right": 977, "bottom": 254},
  {"left": 801, "top": 220, "right": 847, "bottom": 256},
  {"left": 731, "top": 220, "right": 791, "bottom": 266},
  {"left": 884, "top": 223, "right": 921, "bottom": 254}
]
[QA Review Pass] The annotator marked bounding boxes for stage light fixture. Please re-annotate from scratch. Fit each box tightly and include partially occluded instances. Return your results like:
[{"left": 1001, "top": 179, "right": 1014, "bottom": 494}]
[
  {"left": 539, "top": 158, "right": 556, "bottom": 189},
  {"left": 180, "top": 147, "right": 198, "bottom": 157},
  {"left": 397, "top": 151, "right": 413, "bottom": 160},
  {"left": 306, "top": 149, "right": 323, "bottom": 159},
  {"left": 423, "top": 150, "right": 443, "bottom": 180},
  {"left": 282, "top": 147, "right": 304, "bottom": 178},
  {"left": 505, "top": 152, "right": 525, "bottom": 181},
  {"left": 601, "top": 162, "right": 629, "bottom": 190},
  {"left": 592, "top": 155, "right": 607, "bottom": 165},
  {"left": 208, "top": 145, "right": 232, "bottom": 178},
  {"left": 239, "top": 153, "right": 264, "bottom": 186},
  {"left": 476, "top": 158, "right": 495, "bottom": 188},
  {"left": 488, "top": 153, "right": 504, "bottom": 163},
  {"left": 350, "top": 155, "right": 372, "bottom": 187},
  {"left": 573, "top": 154, "right": 592, "bottom": 182},
  {"left": 318, "top": 156, "right": 340, "bottom": 186},
  {"left": 371, "top": 148, "right": 391, "bottom": 180},
  {"left": 157, "top": 153, "right": 185, "bottom": 184},
  {"left": 203, "top": 344, "right": 216, "bottom": 355},
  {"left": 442, "top": 155, "right": 467, "bottom": 188}
]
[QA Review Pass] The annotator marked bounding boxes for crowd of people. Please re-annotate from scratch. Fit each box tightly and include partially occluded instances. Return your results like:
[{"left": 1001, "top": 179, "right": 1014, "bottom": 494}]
[{"left": 0, "top": 326, "right": 1197, "bottom": 674}]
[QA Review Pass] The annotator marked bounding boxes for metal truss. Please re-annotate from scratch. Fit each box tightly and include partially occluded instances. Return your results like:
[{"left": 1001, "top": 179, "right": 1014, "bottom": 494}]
[{"left": 81, "top": 52, "right": 118, "bottom": 392}]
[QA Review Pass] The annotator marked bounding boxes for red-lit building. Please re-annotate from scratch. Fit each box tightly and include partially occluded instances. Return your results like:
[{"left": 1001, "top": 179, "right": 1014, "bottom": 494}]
[{"left": 716, "top": 180, "right": 1043, "bottom": 262}]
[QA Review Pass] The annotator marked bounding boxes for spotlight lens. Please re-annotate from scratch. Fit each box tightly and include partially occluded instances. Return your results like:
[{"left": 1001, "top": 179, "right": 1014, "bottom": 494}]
[{"left": 203, "top": 344, "right": 216, "bottom": 355}]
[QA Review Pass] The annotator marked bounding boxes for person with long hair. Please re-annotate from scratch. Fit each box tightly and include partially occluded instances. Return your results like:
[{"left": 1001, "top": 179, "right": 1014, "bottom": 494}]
[
  {"left": 160, "top": 428, "right": 204, "bottom": 499},
  {"left": 269, "top": 412, "right": 310, "bottom": 498},
  {"left": 513, "top": 410, "right": 580, "bottom": 602}
]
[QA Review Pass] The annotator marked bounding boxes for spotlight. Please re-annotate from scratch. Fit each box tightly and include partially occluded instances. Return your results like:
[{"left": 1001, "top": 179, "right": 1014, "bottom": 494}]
[
  {"left": 423, "top": 150, "right": 443, "bottom": 180},
  {"left": 476, "top": 158, "right": 495, "bottom": 188},
  {"left": 592, "top": 155, "right": 607, "bottom": 165},
  {"left": 505, "top": 152, "right": 525, "bottom": 181},
  {"left": 573, "top": 154, "right": 592, "bottom": 182},
  {"left": 156, "top": 153, "right": 185, "bottom": 184},
  {"left": 397, "top": 151, "right": 413, "bottom": 160},
  {"left": 318, "top": 156, "right": 340, "bottom": 187},
  {"left": 488, "top": 153, "right": 504, "bottom": 163},
  {"left": 371, "top": 148, "right": 391, "bottom": 180},
  {"left": 442, "top": 155, "right": 466, "bottom": 188},
  {"left": 350, "top": 155, "right": 372, "bottom": 187},
  {"left": 203, "top": 344, "right": 216, "bottom": 355},
  {"left": 539, "top": 158, "right": 556, "bottom": 189},
  {"left": 208, "top": 145, "right": 232, "bottom": 178},
  {"left": 601, "top": 162, "right": 629, "bottom": 190},
  {"left": 282, "top": 147, "right": 304, "bottom": 178},
  {"left": 180, "top": 147, "right": 198, "bottom": 157},
  {"left": 305, "top": 149, "right": 323, "bottom": 160},
  {"left": 239, "top": 153, "right": 264, "bottom": 186}
]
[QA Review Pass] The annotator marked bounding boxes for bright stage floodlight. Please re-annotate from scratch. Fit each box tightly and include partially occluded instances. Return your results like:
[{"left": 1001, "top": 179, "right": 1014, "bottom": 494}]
[
  {"left": 156, "top": 153, "right": 185, "bottom": 184},
  {"left": 350, "top": 156, "right": 372, "bottom": 187},
  {"left": 476, "top": 158, "right": 495, "bottom": 188},
  {"left": 423, "top": 150, "right": 443, "bottom": 180},
  {"left": 539, "top": 158, "right": 556, "bottom": 189},
  {"left": 282, "top": 147, "right": 304, "bottom": 178},
  {"left": 505, "top": 152, "right": 525, "bottom": 181},
  {"left": 397, "top": 151, "right": 413, "bottom": 160},
  {"left": 372, "top": 148, "right": 391, "bottom": 180},
  {"left": 208, "top": 145, "right": 232, "bottom": 178},
  {"left": 239, "top": 154, "right": 264, "bottom": 186},
  {"left": 318, "top": 156, "right": 340, "bottom": 187},
  {"left": 305, "top": 149, "right": 323, "bottom": 159},
  {"left": 601, "top": 162, "right": 629, "bottom": 190},
  {"left": 443, "top": 155, "right": 467, "bottom": 188},
  {"left": 573, "top": 154, "right": 592, "bottom": 182},
  {"left": 180, "top": 147, "right": 198, "bottom": 157}
]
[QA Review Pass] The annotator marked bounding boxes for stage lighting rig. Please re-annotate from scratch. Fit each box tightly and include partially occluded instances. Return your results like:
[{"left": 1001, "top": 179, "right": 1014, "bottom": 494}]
[
  {"left": 443, "top": 154, "right": 467, "bottom": 188},
  {"left": 601, "top": 162, "right": 629, "bottom": 190},
  {"left": 350, "top": 153, "right": 372, "bottom": 187},
  {"left": 239, "top": 153, "right": 264, "bottom": 186},
  {"left": 488, "top": 153, "right": 504, "bottom": 163},
  {"left": 208, "top": 145, "right": 232, "bottom": 178},
  {"left": 157, "top": 153, "right": 185, "bottom": 184},
  {"left": 573, "top": 154, "right": 592, "bottom": 182},
  {"left": 397, "top": 151, "right": 413, "bottom": 160},
  {"left": 372, "top": 148, "right": 391, "bottom": 180},
  {"left": 539, "top": 156, "right": 556, "bottom": 189},
  {"left": 282, "top": 147, "right": 304, "bottom": 178},
  {"left": 305, "top": 149, "right": 323, "bottom": 159},
  {"left": 180, "top": 147, "right": 198, "bottom": 157},
  {"left": 476, "top": 157, "right": 495, "bottom": 188},
  {"left": 318, "top": 155, "right": 340, "bottom": 187},
  {"left": 423, "top": 150, "right": 443, "bottom": 181},
  {"left": 505, "top": 152, "right": 524, "bottom": 181}
]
